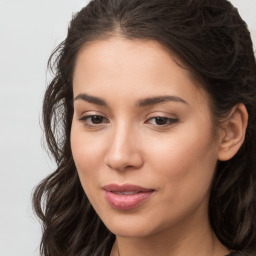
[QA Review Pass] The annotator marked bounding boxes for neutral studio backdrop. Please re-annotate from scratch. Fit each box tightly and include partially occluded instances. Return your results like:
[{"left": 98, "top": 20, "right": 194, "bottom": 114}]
[{"left": 0, "top": 1, "right": 255, "bottom": 255}]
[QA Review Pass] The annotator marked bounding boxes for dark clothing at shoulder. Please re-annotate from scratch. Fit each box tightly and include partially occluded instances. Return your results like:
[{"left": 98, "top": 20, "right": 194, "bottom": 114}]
[{"left": 226, "top": 251, "right": 256, "bottom": 256}]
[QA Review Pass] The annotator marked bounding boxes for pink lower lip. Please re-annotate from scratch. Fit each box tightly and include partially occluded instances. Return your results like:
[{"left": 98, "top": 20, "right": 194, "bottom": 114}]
[{"left": 104, "top": 190, "right": 154, "bottom": 210}]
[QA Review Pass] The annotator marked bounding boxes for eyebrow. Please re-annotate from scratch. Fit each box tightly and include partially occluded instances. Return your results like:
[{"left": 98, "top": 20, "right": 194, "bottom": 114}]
[
  {"left": 136, "top": 95, "right": 188, "bottom": 107},
  {"left": 74, "top": 93, "right": 107, "bottom": 106},
  {"left": 74, "top": 93, "right": 188, "bottom": 107}
]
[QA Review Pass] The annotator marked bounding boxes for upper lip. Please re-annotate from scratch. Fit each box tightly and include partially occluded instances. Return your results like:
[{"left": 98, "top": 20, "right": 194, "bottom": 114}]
[{"left": 103, "top": 183, "right": 154, "bottom": 192}]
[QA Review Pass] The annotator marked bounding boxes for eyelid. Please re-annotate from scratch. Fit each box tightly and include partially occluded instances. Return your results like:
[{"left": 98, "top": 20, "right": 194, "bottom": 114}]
[
  {"left": 78, "top": 114, "right": 110, "bottom": 128},
  {"left": 76, "top": 109, "right": 107, "bottom": 120},
  {"left": 145, "top": 112, "right": 178, "bottom": 127},
  {"left": 146, "top": 116, "right": 178, "bottom": 124},
  {"left": 79, "top": 115, "right": 108, "bottom": 121},
  {"left": 145, "top": 112, "right": 177, "bottom": 120}
]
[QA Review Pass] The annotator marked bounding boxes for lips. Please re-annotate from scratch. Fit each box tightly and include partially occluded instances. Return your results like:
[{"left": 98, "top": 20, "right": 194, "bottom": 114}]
[{"left": 103, "top": 184, "right": 154, "bottom": 210}]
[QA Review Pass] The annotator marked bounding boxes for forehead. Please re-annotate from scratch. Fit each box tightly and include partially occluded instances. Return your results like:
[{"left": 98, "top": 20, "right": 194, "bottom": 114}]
[
  {"left": 75, "top": 37, "right": 186, "bottom": 79},
  {"left": 73, "top": 36, "right": 209, "bottom": 107}
]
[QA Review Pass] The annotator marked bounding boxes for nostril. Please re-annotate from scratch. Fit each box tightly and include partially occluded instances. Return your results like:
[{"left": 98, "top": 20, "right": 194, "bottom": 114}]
[{"left": 105, "top": 153, "right": 143, "bottom": 171}]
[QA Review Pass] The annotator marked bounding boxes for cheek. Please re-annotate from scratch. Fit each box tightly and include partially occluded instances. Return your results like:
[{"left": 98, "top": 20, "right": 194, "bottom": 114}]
[
  {"left": 147, "top": 122, "right": 218, "bottom": 193},
  {"left": 144, "top": 128, "right": 218, "bottom": 228},
  {"left": 70, "top": 123, "right": 104, "bottom": 182},
  {"left": 70, "top": 123, "right": 107, "bottom": 211}
]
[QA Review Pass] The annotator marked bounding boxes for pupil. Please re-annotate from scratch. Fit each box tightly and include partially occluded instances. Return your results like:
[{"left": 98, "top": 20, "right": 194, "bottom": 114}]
[
  {"left": 156, "top": 117, "right": 167, "bottom": 125},
  {"left": 91, "top": 116, "right": 103, "bottom": 124}
]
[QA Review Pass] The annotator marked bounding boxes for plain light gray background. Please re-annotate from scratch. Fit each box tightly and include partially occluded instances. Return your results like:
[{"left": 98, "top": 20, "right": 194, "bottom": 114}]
[{"left": 0, "top": 1, "right": 255, "bottom": 255}]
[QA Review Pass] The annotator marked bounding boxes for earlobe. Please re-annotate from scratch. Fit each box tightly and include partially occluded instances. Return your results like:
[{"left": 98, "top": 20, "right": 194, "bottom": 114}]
[{"left": 217, "top": 103, "right": 248, "bottom": 161}]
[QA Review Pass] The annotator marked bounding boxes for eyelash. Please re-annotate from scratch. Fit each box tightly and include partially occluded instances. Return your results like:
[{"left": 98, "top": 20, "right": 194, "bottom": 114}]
[
  {"left": 145, "top": 116, "right": 178, "bottom": 127},
  {"left": 79, "top": 115, "right": 178, "bottom": 128},
  {"left": 79, "top": 115, "right": 109, "bottom": 127}
]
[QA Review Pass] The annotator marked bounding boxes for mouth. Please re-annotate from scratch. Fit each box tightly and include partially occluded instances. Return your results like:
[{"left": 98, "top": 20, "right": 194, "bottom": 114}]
[{"left": 103, "top": 183, "right": 155, "bottom": 210}]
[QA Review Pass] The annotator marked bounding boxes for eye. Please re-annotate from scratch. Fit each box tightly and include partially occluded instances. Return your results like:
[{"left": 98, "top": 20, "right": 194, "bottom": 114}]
[
  {"left": 146, "top": 116, "right": 178, "bottom": 126},
  {"left": 79, "top": 115, "right": 109, "bottom": 127}
]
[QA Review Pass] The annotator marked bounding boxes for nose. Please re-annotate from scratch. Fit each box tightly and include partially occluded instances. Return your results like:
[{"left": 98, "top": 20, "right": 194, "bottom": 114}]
[{"left": 104, "top": 123, "right": 144, "bottom": 171}]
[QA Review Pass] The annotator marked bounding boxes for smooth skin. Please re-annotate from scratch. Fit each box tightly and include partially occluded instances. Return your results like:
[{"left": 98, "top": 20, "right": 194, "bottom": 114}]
[{"left": 71, "top": 37, "right": 248, "bottom": 256}]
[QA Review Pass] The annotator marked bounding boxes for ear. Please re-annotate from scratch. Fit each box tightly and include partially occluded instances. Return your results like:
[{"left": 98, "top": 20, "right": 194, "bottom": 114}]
[{"left": 218, "top": 103, "right": 248, "bottom": 161}]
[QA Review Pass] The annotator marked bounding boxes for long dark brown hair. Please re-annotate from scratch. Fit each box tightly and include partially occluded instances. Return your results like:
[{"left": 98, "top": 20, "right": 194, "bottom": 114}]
[{"left": 33, "top": 0, "right": 256, "bottom": 255}]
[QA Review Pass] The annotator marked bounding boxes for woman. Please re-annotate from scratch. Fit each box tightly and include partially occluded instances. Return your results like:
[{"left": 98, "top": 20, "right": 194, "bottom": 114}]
[{"left": 33, "top": 0, "right": 256, "bottom": 255}]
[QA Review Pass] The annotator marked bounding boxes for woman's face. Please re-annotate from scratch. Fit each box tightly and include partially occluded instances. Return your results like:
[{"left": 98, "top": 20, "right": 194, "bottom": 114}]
[{"left": 71, "top": 37, "right": 220, "bottom": 238}]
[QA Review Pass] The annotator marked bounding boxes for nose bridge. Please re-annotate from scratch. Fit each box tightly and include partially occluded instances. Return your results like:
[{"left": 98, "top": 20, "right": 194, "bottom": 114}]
[{"left": 105, "top": 120, "right": 142, "bottom": 171}]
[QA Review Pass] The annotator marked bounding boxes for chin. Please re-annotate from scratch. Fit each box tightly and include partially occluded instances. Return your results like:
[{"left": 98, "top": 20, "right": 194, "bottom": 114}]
[
  {"left": 101, "top": 212, "right": 164, "bottom": 238},
  {"left": 109, "top": 225, "right": 154, "bottom": 238}
]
